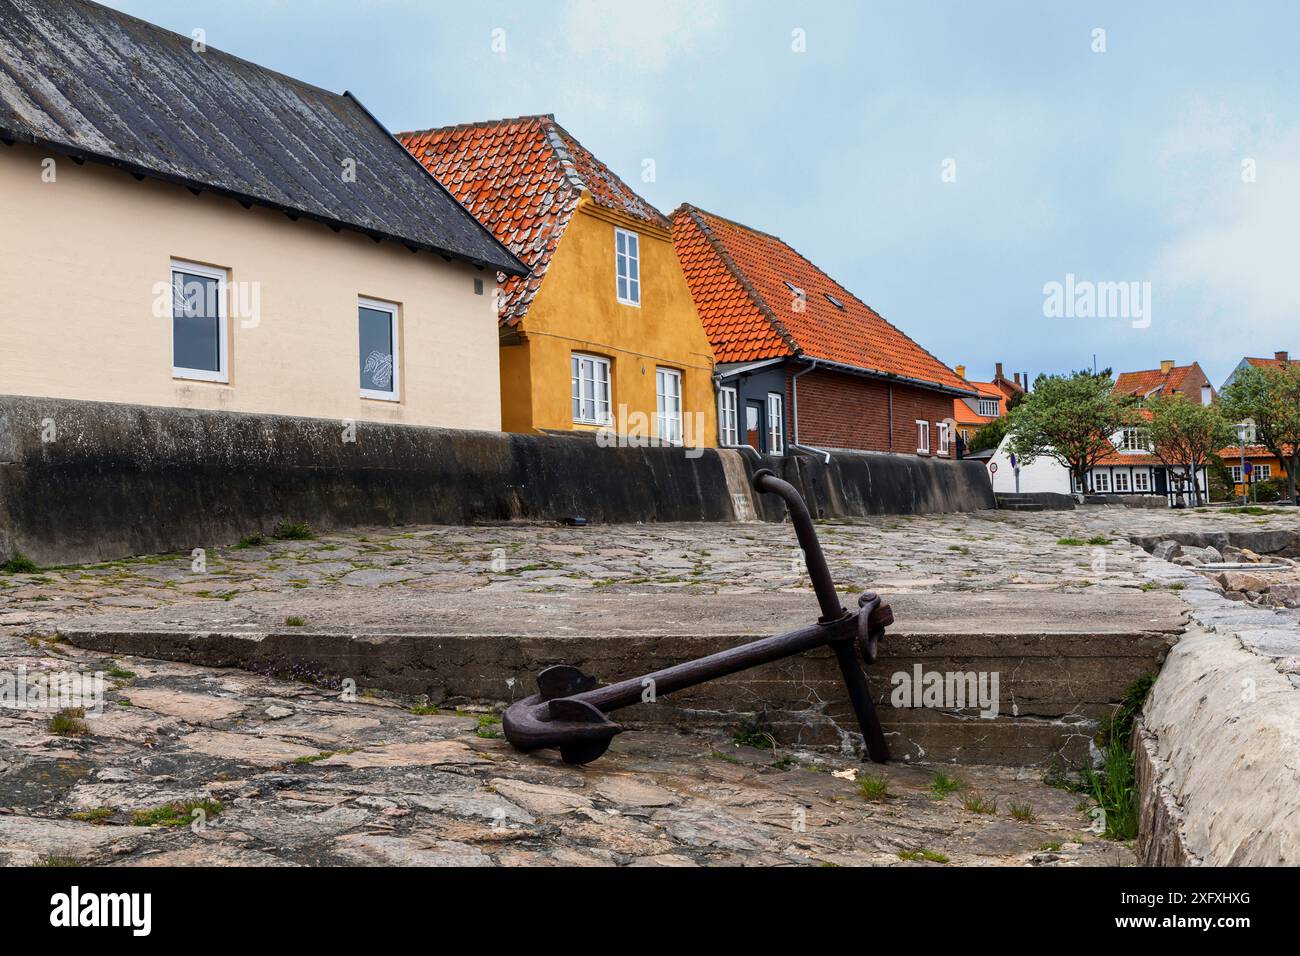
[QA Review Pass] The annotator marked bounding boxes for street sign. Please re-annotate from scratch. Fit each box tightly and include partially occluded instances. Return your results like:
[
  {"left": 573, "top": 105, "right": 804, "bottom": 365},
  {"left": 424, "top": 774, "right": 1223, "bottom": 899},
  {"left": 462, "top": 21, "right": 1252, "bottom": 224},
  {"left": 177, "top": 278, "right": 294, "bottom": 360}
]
[{"left": 1244, "top": 461, "right": 1254, "bottom": 475}]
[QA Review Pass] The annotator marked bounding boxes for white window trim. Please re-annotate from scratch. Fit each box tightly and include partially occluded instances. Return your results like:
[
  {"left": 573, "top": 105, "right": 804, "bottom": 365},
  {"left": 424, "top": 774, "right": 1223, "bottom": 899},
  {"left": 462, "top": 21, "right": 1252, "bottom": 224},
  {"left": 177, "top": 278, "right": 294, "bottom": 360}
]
[
  {"left": 767, "top": 392, "right": 785, "bottom": 455},
  {"left": 171, "top": 259, "right": 229, "bottom": 384},
  {"left": 614, "top": 227, "right": 641, "bottom": 307},
  {"left": 1257, "top": 464, "right": 1272, "bottom": 481},
  {"left": 916, "top": 420, "right": 930, "bottom": 454},
  {"left": 656, "top": 367, "right": 683, "bottom": 445},
  {"left": 1114, "top": 471, "right": 1130, "bottom": 492},
  {"left": 572, "top": 353, "right": 613, "bottom": 425},
  {"left": 977, "top": 398, "right": 999, "bottom": 417},
  {"left": 937, "top": 422, "right": 950, "bottom": 455},
  {"left": 358, "top": 296, "right": 401, "bottom": 402},
  {"left": 1094, "top": 471, "right": 1111, "bottom": 493},
  {"left": 718, "top": 386, "right": 739, "bottom": 446}
]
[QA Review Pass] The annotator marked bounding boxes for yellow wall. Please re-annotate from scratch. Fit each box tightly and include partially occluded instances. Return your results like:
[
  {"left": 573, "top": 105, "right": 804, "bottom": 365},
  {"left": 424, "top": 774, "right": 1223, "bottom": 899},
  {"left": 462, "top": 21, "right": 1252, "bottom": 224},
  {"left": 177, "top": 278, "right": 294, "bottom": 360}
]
[
  {"left": 0, "top": 143, "right": 502, "bottom": 430},
  {"left": 504, "top": 196, "right": 717, "bottom": 446}
]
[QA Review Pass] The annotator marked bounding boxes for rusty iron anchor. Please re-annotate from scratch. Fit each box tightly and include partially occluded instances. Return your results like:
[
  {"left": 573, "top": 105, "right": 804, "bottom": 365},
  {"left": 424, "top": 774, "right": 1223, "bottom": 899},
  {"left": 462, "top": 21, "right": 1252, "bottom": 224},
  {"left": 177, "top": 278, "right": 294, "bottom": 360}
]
[{"left": 502, "top": 469, "right": 893, "bottom": 766}]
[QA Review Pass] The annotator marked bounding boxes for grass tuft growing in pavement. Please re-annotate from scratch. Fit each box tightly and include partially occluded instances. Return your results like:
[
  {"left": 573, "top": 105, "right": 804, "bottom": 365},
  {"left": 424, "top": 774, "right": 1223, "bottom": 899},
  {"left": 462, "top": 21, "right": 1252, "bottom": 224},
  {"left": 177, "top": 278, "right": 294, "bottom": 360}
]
[
  {"left": 1009, "top": 802, "right": 1037, "bottom": 822},
  {"left": 898, "top": 848, "right": 949, "bottom": 863},
  {"left": 1079, "top": 673, "right": 1155, "bottom": 841},
  {"left": 130, "top": 799, "right": 223, "bottom": 827},
  {"left": 963, "top": 791, "right": 997, "bottom": 814},
  {"left": 274, "top": 521, "right": 314, "bottom": 541},
  {"left": 858, "top": 774, "right": 890, "bottom": 802},
  {"left": 929, "top": 772, "right": 965, "bottom": 799},
  {"left": 475, "top": 714, "right": 502, "bottom": 739},
  {"left": 70, "top": 808, "right": 113, "bottom": 824},
  {"left": 48, "top": 707, "right": 89, "bottom": 737},
  {"left": 1, "top": 552, "right": 39, "bottom": 574}
]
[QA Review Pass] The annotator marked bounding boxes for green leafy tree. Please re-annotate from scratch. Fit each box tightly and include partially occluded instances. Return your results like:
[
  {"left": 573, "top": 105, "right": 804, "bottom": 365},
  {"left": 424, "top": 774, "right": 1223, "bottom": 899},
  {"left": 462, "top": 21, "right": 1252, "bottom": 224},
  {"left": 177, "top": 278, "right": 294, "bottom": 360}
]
[
  {"left": 1145, "top": 395, "right": 1235, "bottom": 507},
  {"left": 1005, "top": 370, "right": 1137, "bottom": 490},
  {"left": 1221, "top": 363, "right": 1300, "bottom": 501},
  {"left": 968, "top": 416, "right": 1010, "bottom": 454}
]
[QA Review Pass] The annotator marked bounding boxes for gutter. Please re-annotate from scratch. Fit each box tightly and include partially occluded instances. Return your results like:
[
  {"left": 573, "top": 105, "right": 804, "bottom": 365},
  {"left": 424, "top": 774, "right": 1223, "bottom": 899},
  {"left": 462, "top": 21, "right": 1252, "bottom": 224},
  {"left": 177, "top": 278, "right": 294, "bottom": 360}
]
[{"left": 791, "top": 359, "right": 833, "bottom": 463}]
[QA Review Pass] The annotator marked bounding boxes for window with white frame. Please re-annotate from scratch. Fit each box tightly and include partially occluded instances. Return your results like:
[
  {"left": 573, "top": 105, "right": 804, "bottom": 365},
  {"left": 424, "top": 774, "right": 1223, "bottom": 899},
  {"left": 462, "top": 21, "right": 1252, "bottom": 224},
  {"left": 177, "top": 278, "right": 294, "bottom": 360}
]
[
  {"left": 1134, "top": 471, "right": 1150, "bottom": 492},
  {"left": 718, "top": 387, "right": 739, "bottom": 446},
  {"left": 571, "top": 353, "right": 612, "bottom": 425},
  {"left": 1230, "top": 465, "right": 1243, "bottom": 484},
  {"left": 358, "top": 298, "right": 400, "bottom": 401},
  {"left": 1114, "top": 471, "right": 1130, "bottom": 492},
  {"left": 1093, "top": 471, "right": 1110, "bottom": 492},
  {"left": 1119, "top": 428, "right": 1151, "bottom": 451},
  {"left": 171, "top": 260, "right": 228, "bottom": 382},
  {"left": 656, "top": 368, "right": 683, "bottom": 444},
  {"left": 1257, "top": 464, "right": 1272, "bottom": 481},
  {"left": 615, "top": 228, "right": 640, "bottom": 306},
  {"left": 977, "top": 398, "right": 999, "bottom": 417},
  {"left": 1072, "top": 474, "right": 1083, "bottom": 494},
  {"left": 937, "top": 422, "right": 950, "bottom": 455},
  {"left": 767, "top": 393, "right": 785, "bottom": 454},
  {"left": 916, "top": 420, "right": 930, "bottom": 454}
]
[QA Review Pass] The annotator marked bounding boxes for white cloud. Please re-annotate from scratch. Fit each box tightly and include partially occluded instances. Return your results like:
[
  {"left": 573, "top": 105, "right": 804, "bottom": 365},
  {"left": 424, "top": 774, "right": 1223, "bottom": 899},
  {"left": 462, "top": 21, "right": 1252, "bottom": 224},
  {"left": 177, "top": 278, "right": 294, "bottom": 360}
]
[
  {"left": 1150, "top": 100, "right": 1300, "bottom": 351},
  {"left": 557, "top": 0, "right": 723, "bottom": 72}
]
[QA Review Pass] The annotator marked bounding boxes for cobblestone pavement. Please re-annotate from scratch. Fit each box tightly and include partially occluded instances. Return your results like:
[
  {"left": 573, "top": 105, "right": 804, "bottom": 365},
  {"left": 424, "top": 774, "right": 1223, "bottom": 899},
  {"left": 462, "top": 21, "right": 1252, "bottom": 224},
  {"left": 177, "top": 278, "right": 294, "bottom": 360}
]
[{"left": 1, "top": 504, "right": 1295, "bottom": 866}]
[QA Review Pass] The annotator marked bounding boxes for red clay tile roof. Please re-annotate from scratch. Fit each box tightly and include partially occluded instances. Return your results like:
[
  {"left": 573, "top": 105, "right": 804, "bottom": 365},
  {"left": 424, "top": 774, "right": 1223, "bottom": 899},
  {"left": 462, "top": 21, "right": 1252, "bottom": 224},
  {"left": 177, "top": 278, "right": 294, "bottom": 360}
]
[
  {"left": 1113, "top": 364, "right": 1203, "bottom": 399},
  {"left": 1094, "top": 451, "right": 1166, "bottom": 466},
  {"left": 1245, "top": 355, "right": 1292, "bottom": 369},
  {"left": 398, "top": 114, "right": 667, "bottom": 326},
  {"left": 672, "top": 205, "right": 969, "bottom": 393}
]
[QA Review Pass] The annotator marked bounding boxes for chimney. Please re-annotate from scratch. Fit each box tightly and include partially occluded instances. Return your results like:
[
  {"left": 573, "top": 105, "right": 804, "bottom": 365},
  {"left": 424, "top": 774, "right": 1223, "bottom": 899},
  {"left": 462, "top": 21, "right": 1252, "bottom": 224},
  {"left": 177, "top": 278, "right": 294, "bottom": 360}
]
[
  {"left": 1160, "top": 359, "right": 1174, "bottom": 374},
  {"left": 995, "top": 362, "right": 1004, "bottom": 379},
  {"left": 1276, "top": 351, "right": 1289, "bottom": 363},
  {"left": 1014, "top": 372, "right": 1021, "bottom": 388},
  {"left": 955, "top": 364, "right": 966, "bottom": 380}
]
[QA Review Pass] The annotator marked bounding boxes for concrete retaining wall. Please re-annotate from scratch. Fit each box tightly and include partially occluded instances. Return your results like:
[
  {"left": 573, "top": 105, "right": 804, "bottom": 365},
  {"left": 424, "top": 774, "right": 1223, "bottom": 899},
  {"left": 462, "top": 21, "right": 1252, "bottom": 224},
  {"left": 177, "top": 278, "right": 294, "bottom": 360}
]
[{"left": 0, "top": 395, "right": 994, "bottom": 565}]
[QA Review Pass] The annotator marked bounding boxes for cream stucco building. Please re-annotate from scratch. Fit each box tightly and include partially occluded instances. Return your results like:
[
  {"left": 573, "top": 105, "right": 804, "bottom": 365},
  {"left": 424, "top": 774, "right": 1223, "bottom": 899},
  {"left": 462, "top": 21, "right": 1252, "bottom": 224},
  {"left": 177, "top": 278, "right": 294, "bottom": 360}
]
[{"left": 0, "top": 0, "right": 524, "bottom": 430}]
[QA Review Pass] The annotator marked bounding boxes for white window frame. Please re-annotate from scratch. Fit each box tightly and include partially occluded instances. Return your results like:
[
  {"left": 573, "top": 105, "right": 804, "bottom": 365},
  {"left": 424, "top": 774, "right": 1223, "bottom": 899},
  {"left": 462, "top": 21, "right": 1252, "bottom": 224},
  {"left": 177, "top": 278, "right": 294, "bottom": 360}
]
[
  {"left": 1230, "top": 465, "right": 1242, "bottom": 484},
  {"left": 171, "top": 259, "right": 229, "bottom": 383},
  {"left": 615, "top": 228, "right": 641, "bottom": 307},
  {"left": 1257, "top": 464, "right": 1272, "bottom": 481},
  {"left": 916, "top": 420, "right": 930, "bottom": 454},
  {"left": 1114, "top": 471, "right": 1130, "bottom": 492},
  {"left": 977, "top": 398, "right": 999, "bottom": 417},
  {"left": 767, "top": 392, "right": 785, "bottom": 455},
  {"left": 656, "top": 367, "right": 683, "bottom": 445},
  {"left": 1094, "top": 471, "right": 1111, "bottom": 493},
  {"left": 1119, "top": 428, "right": 1150, "bottom": 451},
  {"left": 1134, "top": 471, "right": 1150, "bottom": 492},
  {"left": 937, "top": 422, "right": 950, "bottom": 456},
  {"left": 358, "top": 297, "right": 401, "bottom": 402},
  {"left": 571, "top": 353, "right": 612, "bottom": 425},
  {"left": 718, "top": 386, "right": 739, "bottom": 446},
  {"left": 1072, "top": 474, "right": 1084, "bottom": 494}
]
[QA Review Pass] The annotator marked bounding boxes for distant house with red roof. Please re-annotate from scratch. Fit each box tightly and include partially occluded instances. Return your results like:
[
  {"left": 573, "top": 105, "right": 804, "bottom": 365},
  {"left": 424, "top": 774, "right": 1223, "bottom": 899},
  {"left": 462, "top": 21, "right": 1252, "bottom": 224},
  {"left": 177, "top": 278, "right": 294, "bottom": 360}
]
[
  {"left": 398, "top": 116, "right": 717, "bottom": 446},
  {"left": 989, "top": 359, "right": 1215, "bottom": 504},
  {"left": 1218, "top": 351, "right": 1292, "bottom": 497},
  {"left": 951, "top": 363, "right": 1024, "bottom": 448},
  {"left": 672, "top": 205, "right": 973, "bottom": 458}
]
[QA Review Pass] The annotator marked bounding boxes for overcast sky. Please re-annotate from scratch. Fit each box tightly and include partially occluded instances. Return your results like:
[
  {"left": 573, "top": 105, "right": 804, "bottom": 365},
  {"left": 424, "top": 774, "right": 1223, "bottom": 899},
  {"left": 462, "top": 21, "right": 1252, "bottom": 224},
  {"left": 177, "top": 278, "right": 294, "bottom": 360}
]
[{"left": 104, "top": 0, "right": 1300, "bottom": 388}]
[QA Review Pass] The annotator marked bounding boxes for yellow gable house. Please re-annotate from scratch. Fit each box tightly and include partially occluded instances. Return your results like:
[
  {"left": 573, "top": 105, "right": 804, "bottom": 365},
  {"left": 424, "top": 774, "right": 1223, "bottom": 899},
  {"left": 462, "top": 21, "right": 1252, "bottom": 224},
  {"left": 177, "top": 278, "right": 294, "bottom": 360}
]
[{"left": 401, "top": 116, "right": 716, "bottom": 449}]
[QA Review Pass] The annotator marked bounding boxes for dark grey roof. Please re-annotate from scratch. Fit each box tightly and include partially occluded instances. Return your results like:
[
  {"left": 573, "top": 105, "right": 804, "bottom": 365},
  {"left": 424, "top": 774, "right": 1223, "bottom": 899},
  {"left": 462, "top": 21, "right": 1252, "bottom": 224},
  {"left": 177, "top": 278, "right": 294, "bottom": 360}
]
[{"left": 0, "top": 0, "right": 525, "bottom": 275}]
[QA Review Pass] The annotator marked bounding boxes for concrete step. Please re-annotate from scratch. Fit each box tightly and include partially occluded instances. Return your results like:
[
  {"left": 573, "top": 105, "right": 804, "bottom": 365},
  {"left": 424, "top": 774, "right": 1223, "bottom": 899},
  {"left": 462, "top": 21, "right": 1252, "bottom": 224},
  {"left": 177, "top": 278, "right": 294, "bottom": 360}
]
[{"left": 58, "top": 589, "right": 1184, "bottom": 767}]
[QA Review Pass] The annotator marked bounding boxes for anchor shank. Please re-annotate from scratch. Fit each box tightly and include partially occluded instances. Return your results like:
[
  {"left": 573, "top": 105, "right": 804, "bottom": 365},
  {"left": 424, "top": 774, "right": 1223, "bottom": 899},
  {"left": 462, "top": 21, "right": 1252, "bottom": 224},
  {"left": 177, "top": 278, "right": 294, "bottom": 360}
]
[{"left": 578, "top": 616, "right": 855, "bottom": 713}]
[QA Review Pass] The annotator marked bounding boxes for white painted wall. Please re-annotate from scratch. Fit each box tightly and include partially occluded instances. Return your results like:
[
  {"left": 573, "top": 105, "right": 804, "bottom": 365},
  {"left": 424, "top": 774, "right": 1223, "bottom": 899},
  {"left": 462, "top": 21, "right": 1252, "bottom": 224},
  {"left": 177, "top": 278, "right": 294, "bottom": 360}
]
[{"left": 988, "top": 434, "right": 1073, "bottom": 494}]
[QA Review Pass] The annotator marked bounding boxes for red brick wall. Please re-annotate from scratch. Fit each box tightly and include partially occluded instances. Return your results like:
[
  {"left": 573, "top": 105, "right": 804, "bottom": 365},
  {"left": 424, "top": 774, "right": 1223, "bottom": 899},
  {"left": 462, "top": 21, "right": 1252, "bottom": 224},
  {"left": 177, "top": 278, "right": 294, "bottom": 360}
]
[{"left": 786, "top": 368, "right": 956, "bottom": 458}]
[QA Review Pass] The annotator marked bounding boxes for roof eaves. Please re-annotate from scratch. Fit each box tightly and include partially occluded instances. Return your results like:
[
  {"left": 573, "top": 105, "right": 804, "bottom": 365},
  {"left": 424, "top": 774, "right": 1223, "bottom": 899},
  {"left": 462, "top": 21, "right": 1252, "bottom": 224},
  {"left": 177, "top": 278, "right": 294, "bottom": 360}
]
[
  {"left": 344, "top": 91, "right": 527, "bottom": 277},
  {"left": 798, "top": 355, "right": 979, "bottom": 398}
]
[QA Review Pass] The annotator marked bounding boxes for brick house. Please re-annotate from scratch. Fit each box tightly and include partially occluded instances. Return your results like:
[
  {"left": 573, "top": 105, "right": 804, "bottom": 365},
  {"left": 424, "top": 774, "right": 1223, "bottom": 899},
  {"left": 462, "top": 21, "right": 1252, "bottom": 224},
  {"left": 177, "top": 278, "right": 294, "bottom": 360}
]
[{"left": 672, "top": 205, "right": 972, "bottom": 458}]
